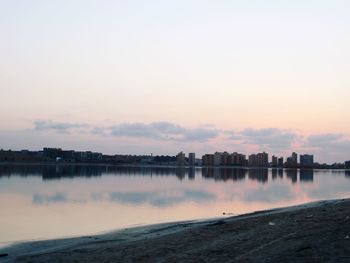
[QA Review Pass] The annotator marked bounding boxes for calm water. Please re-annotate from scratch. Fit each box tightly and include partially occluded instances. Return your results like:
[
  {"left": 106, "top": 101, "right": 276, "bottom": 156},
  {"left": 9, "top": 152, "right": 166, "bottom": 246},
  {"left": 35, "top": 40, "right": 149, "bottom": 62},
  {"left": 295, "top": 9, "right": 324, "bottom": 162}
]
[{"left": 0, "top": 165, "right": 349, "bottom": 246}]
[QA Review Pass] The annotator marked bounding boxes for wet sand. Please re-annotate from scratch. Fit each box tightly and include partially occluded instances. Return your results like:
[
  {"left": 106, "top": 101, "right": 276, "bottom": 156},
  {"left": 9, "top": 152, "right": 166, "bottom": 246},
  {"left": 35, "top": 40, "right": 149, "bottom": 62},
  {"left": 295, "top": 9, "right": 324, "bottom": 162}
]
[{"left": 2, "top": 198, "right": 350, "bottom": 262}]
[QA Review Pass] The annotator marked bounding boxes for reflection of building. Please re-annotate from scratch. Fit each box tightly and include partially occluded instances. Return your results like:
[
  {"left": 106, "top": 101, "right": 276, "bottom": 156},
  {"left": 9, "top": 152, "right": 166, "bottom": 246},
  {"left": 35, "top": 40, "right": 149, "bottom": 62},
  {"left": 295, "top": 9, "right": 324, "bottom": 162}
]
[
  {"left": 278, "top": 168, "right": 283, "bottom": 178},
  {"left": 300, "top": 154, "right": 314, "bottom": 167},
  {"left": 248, "top": 168, "right": 268, "bottom": 183},
  {"left": 176, "top": 152, "right": 186, "bottom": 166},
  {"left": 175, "top": 167, "right": 186, "bottom": 179},
  {"left": 188, "top": 153, "right": 196, "bottom": 166},
  {"left": 345, "top": 170, "right": 350, "bottom": 178},
  {"left": 201, "top": 167, "right": 247, "bottom": 182},
  {"left": 272, "top": 168, "right": 278, "bottom": 179},
  {"left": 188, "top": 167, "right": 195, "bottom": 179},
  {"left": 300, "top": 169, "right": 314, "bottom": 182},
  {"left": 286, "top": 169, "right": 298, "bottom": 183}
]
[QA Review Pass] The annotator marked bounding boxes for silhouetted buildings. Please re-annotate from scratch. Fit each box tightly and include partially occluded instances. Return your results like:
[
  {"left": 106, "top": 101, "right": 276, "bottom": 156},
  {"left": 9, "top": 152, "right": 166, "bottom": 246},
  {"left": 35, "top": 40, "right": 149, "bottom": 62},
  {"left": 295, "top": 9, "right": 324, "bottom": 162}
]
[
  {"left": 286, "top": 152, "right": 298, "bottom": 167},
  {"left": 278, "top": 157, "right": 284, "bottom": 167},
  {"left": 202, "top": 152, "right": 247, "bottom": 166},
  {"left": 0, "top": 147, "right": 348, "bottom": 169},
  {"left": 188, "top": 153, "right": 196, "bottom": 166},
  {"left": 272, "top": 155, "right": 278, "bottom": 167},
  {"left": 300, "top": 154, "right": 314, "bottom": 167},
  {"left": 202, "top": 154, "right": 214, "bottom": 166},
  {"left": 248, "top": 152, "right": 268, "bottom": 167},
  {"left": 345, "top": 161, "right": 350, "bottom": 169},
  {"left": 176, "top": 152, "right": 186, "bottom": 166}
]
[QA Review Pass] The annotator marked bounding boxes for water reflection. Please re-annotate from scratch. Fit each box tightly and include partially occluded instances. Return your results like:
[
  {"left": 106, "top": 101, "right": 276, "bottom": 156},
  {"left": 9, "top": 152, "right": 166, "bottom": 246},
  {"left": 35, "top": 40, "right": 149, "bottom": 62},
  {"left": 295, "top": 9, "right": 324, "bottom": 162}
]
[
  {"left": 0, "top": 165, "right": 349, "bottom": 184},
  {"left": 248, "top": 169, "right": 268, "bottom": 183},
  {"left": 0, "top": 165, "right": 350, "bottom": 245},
  {"left": 300, "top": 169, "right": 314, "bottom": 182},
  {"left": 202, "top": 167, "right": 246, "bottom": 182},
  {"left": 286, "top": 169, "right": 298, "bottom": 184}
]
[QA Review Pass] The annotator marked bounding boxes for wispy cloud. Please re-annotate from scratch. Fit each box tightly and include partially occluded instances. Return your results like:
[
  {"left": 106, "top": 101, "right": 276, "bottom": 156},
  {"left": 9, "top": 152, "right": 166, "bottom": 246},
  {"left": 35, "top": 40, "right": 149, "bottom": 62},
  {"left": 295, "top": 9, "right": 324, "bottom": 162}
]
[
  {"left": 28, "top": 120, "right": 350, "bottom": 162},
  {"left": 106, "top": 121, "right": 219, "bottom": 142},
  {"left": 236, "top": 128, "right": 299, "bottom": 151},
  {"left": 34, "top": 120, "right": 89, "bottom": 134},
  {"left": 306, "top": 133, "right": 350, "bottom": 151}
]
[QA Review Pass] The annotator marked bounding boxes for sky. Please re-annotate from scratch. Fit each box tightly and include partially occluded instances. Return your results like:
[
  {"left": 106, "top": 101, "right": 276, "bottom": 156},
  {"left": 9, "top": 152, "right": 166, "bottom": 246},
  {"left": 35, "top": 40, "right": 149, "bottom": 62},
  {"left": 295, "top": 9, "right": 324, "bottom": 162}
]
[{"left": 0, "top": 0, "right": 349, "bottom": 163}]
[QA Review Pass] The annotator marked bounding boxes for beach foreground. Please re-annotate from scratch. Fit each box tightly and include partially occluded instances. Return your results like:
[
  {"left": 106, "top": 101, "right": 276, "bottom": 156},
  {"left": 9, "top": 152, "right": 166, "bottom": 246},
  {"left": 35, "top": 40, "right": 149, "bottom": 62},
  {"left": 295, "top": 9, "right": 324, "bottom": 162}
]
[{"left": 2, "top": 198, "right": 350, "bottom": 262}]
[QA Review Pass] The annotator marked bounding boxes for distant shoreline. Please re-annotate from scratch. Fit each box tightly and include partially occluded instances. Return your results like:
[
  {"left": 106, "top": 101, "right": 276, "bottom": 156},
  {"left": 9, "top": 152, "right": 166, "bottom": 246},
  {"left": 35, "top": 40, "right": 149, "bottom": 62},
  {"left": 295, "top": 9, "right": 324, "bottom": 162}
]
[
  {"left": 1, "top": 198, "right": 349, "bottom": 262},
  {"left": 0, "top": 161, "right": 349, "bottom": 170}
]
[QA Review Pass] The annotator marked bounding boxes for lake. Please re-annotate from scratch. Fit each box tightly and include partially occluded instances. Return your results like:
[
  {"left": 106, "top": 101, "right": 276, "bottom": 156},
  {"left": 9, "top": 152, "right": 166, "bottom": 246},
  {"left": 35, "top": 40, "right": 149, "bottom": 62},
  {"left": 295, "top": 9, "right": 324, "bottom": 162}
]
[{"left": 0, "top": 165, "right": 349, "bottom": 247}]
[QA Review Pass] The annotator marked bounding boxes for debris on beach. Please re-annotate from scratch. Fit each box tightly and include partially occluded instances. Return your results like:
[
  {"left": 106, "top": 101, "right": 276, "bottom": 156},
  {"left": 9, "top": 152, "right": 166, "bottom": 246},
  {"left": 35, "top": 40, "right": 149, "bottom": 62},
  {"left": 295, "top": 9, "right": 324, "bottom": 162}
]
[
  {"left": 345, "top": 235, "right": 349, "bottom": 239},
  {"left": 222, "top": 212, "right": 235, "bottom": 215},
  {"left": 305, "top": 214, "right": 313, "bottom": 218},
  {"left": 268, "top": 222, "right": 276, "bottom": 226}
]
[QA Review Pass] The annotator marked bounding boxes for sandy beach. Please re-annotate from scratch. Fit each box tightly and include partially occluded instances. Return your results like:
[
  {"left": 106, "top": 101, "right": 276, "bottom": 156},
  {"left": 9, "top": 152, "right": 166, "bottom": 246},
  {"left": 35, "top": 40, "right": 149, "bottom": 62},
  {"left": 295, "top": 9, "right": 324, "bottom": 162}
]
[{"left": 1, "top": 198, "right": 350, "bottom": 262}]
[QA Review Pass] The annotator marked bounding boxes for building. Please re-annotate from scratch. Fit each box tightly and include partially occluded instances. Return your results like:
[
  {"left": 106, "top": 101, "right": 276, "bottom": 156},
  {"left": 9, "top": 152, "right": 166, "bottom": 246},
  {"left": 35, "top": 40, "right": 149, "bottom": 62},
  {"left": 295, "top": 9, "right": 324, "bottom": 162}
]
[
  {"left": 188, "top": 153, "right": 195, "bottom": 166},
  {"left": 278, "top": 157, "right": 284, "bottom": 167},
  {"left": 300, "top": 154, "right": 314, "bottom": 167},
  {"left": 228, "top": 152, "right": 247, "bottom": 166},
  {"left": 292, "top": 152, "right": 298, "bottom": 164},
  {"left": 249, "top": 152, "right": 268, "bottom": 167},
  {"left": 286, "top": 152, "right": 298, "bottom": 166},
  {"left": 272, "top": 155, "right": 278, "bottom": 167},
  {"left": 222, "top": 152, "right": 230, "bottom": 166},
  {"left": 202, "top": 152, "right": 246, "bottom": 166},
  {"left": 202, "top": 154, "right": 214, "bottom": 166},
  {"left": 43, "top": 148, "right": 62, "bottom": 160},
  {"left": 345, "top": 161, "right": 350, "bottom": 169},
  {"left": 213, "top": 152, "right": 223, "bottom": 166},
  {"left": 176, "top": 152, "right": 186, "bottom": 166}
]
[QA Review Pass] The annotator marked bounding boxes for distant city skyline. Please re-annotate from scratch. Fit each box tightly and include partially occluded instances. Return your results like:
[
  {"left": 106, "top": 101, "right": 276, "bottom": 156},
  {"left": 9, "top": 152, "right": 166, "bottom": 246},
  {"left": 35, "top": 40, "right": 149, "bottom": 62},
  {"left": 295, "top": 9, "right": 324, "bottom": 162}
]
[{"left": 1, "top": 1, "right": 350, "bottom": 163}]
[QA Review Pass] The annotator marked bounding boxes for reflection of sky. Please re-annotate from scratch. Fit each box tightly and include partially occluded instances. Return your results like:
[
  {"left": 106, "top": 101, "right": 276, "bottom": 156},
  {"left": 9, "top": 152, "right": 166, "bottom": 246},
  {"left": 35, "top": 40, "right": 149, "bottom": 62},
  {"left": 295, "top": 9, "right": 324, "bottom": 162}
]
[
  {"left": 33, "top": 193, "right": 67, "bottom": 204},
  {"left": 32, "top": 190, "right": 216, "bottom": 207},
  {"left": 0, "top": 166, "right": 349, "bottom": 244}
]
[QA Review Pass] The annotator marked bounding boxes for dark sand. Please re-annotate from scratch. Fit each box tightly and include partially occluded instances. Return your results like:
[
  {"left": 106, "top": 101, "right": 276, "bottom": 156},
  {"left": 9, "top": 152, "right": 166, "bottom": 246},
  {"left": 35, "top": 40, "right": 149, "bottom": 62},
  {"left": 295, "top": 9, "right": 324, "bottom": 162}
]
[{"left": 2, "top": 198, "right": 350, "bottom": 262}]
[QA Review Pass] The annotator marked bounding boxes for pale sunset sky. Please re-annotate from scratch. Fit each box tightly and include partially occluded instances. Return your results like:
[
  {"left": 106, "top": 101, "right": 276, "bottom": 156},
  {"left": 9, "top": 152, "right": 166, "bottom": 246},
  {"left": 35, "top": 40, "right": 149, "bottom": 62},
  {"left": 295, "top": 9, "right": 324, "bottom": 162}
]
[{"left": 0, "top": 0, "right": 349, "bottom": 163}]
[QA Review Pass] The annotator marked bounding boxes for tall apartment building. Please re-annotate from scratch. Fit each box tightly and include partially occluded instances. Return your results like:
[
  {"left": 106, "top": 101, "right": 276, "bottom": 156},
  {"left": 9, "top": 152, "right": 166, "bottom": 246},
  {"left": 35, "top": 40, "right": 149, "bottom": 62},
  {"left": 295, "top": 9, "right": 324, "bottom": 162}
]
[
  {"left": 249, "top": 152, "right": 268, "bottom": 167},
  {"left": 287, "top": 152, "right": 298, "bottom": 166},
  {"left": 272, "top": 155, "right": 278, "bottom": 167},
  {"left": 300, "top": 154, "right": 314, "bottom": 167},
  {"left": 213, "top": 152, "right": 223, "bottom": 166},
  {"left": 188, "top": 153, "right": 196, "bottom": 166},
  {"left": 345, "top": 161, "right": 350, "bottom": 169},
  {"left": 278, "top": 157, "right": 284, "bottom": 167},
  {"left": 292, "top": 152, "right": 298, "bottom": 164},
  {"left": 228, "top": 152, "right": 247, "bottom": 166},
  {"left": 176, "top": 151, "right": 186, "bottom": 166},
  {"left": 202, "top": 154, "right": 214, "bottom": 166}
]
